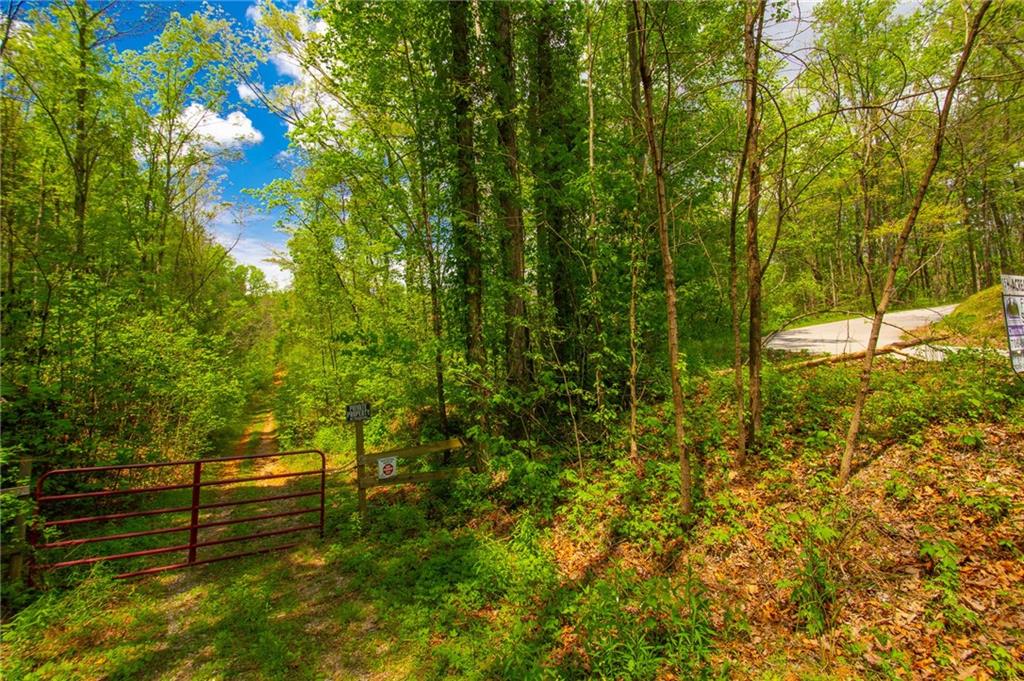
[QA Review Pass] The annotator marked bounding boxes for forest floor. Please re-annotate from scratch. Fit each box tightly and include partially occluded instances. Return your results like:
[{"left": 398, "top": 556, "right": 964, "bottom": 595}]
[{"left": 3, "top": 358, "right": 1023, "bottom": 679}]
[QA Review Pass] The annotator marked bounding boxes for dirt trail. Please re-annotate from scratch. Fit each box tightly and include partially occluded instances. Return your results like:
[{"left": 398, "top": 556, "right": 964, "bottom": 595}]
[
  {"left": 232, "top": 369, "right": 284, "bottom": 460},
  {"left": 233, "top": 408, "right": 279, "bottom": 457}
]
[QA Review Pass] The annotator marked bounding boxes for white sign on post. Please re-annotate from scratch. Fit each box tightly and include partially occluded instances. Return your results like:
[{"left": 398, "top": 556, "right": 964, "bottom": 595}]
[
  {"left": 1001, "top": 274, "right": 1024, "bottom": 376},
  {"left": 377, "top": 456, "right": 397, "bottom": 480}
]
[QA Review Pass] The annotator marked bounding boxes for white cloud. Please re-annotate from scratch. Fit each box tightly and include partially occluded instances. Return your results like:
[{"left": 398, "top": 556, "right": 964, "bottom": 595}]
[
  {"left": 245, "top": 4, "right": 262, "bottom": 23},
  {"left": 180, "top": 103, "right": 264, "bottom": 149},
  {"left": 213, "top": 229, "right": 291, "bottom": 289},
  {"left": 236, "top": 82, "right": 260, "bottom": 103},
  {"left": 270, "top": 51, "right": 304, "bottom": 80},
  {"left": 211, "top": 208, "right": 291, "bottom": 289},
  {"left": 275, "top": 148, "right": 299, "bottom": 164}
]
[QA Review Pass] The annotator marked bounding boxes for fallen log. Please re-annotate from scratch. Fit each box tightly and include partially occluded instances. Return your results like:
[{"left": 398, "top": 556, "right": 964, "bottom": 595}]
[{"left": 777, "top": 336, "right": 947, "bottom": 372}]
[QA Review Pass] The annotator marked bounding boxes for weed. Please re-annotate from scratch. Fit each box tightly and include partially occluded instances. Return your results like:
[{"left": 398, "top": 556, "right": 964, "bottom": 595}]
[
  {"left": 665, "top": 565, "right": 716, "bottom": 680},
  {"left": 919, "top": 538, "right": 977, "bottom": 631},
  {"left": 883, "top": 472, "right": 913, "bottom": 505},
  {"left": 493, "top": 452, "right": 563, "bottom": 519},
  {"left": 805, "top": 429, "right": 838, "bottom": 452},
  {"left": 700, "top": 490, "right": 746, "bottom": 549},
  {"left": 613, "top": 460, "right": 686, "bottom": 555},
  {"left": 570, "top": 567, "right": 720, "bottom": 680},
  {"left": 785, "top": 541, "right": 836, "bottom": 635},
  {"left": 987, "top": 644, "right": 1024, "bottom": 680},
  {"left": 780, "top": 513, "right": 842, "bottom": 636},
  {"left": 766, "top": 520, "right": 794, "bottom": 551},
  {"left": 948, "top": 423, "right": 986, "bottom": 450},
  {"left": 961, "top": 485, "right": 1013, "bottom": 523},
  {"left": 575, "top": 572, "right": 664, "bottom": 680}
]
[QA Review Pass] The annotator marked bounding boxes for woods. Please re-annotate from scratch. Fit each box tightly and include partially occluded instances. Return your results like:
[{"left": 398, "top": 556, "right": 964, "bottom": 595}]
[
  {"left": 255, "top": 0, "right": 1022, "bottom": 495},
  {"left": 2, "top": 0, "right": 1024, "bottom": 678},
  {"left": 2, "top": 3, "right": 275, "bottom": 474}
]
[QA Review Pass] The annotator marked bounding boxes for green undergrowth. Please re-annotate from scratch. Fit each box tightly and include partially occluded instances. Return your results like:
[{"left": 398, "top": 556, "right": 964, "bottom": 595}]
[{"left": 3, "top": 354, "right": 1022, "bottom": 679}]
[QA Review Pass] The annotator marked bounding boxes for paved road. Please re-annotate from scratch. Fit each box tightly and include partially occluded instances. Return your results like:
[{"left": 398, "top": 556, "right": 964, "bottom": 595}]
[{"left": 766, "top": 304, "right": 958, "bottom": 358}]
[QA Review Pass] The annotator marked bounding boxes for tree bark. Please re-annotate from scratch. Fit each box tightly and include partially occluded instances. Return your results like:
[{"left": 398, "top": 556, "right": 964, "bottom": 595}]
[
  {"left": 72, "top": 0, "right": 91, "bottom": 260},
  {"left": 487, "top": 2, "right": 528, "bottom": 388},
  {"left": 730, "top": 0, "right": 765, "bottom": 464},
  {"left": 780, "top": 337, "right": 943, "bottom": 372},
  {"left": 585, "top": 1, "right": 604, "bottom": 408},
  {"left": 839, "top": 0, "right": 991, "bottom": 486},
  {"left": 449, "top": 0, "right": 485, "bottom": 369},
  {"left": 632, "top": 0, "right": 692, "bottom": 515},
  {"left": 530, "top": 2, "right": 578, "bottom": 368},
  {"left": 626, "top": 4, "right": 643, "bottom": 470},
  {"left": 743, "top": 0, "right": 766, "bottom": 453}
]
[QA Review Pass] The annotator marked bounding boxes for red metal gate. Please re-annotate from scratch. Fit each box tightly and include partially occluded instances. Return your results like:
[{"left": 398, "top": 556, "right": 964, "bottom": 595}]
[{"left": 31, "top": 449, "right": 326, "bottom": 580}]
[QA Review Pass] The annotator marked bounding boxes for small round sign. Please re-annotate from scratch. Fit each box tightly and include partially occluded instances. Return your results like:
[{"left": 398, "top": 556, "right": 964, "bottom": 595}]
[{"left": 377, "top": 456, "right": 398, "bottom": 479}]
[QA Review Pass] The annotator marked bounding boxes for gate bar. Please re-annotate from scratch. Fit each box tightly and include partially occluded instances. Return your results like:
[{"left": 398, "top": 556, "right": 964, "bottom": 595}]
[
  {"left": 39, "top": 507, "right": 320, "bottom": 549},
  {"left": 37, "top": 469, "right": 322, "bottom": 503},
  {"left": 43, "top": 490, "right": 321, "bottom": 528},
  {"left": 38, "top": 523, "right": 321, "bottom": 570},
  {"left": 114, "top": 542, "right": 299, "bottom": 580},
  {"left": 35, "top": 449, "right": 325, "bottom": 475}
]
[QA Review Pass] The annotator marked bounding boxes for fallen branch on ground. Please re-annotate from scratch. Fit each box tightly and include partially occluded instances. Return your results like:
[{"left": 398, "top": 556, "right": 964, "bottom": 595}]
[{"left": 777, "top": 336, "right": 948, "bottom": 372}]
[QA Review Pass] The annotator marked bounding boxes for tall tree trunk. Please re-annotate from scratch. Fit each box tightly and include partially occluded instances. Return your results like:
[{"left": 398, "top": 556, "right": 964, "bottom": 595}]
[
  {"left": 628, "top": 228, "right": 642, "bottom": 468},
  {"left": 632, "top": 0, "right": 692, "bottom": 515},
  {"left": 980, "top": 190, "right": 994, "bottom": 287},
  {"left": 839, "top": 0, "right": 991, "bottom": 486},
  {"left": 729, "top": 0, "right": 766, "bottom": 465},
  {"left": 399, "top": 35, "right": 449, "bottom": 435},
  {"left": 72, "top": 0, "right": 90, "bottom": 260},
  {"left": 2, "top": 149, "right": 16, "bottom": 297},
  {"left": 626, "top": 3, "right": 644, "bottom": 469},
  {"left": 530, "top": 2, "right": 578, "bottom": 369},
  {"left": 585, "top": 1, "right": 604, "bottom": 409},
  {"left": 743, "top": 0, "right": 766, "bottom": 452},
  {"left": 857, "top": 151, "right": 873, "bottom": 299},
  {"left": 988, "top": 184, "right": 1010, "bottom": 273},
  {"left": 423, "top": 216, "right": 449, "bottom": 436},
  {"left": 487, "top": 2, "right": 528, "bottom": 388},
  {"left": 449, "top": 0, "right": 485, "bottom": 369}
]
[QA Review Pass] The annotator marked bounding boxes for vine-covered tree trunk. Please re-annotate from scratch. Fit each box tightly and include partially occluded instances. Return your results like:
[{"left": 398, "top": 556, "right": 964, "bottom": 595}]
[
  {"left": 72, "top": 0, "right": 92, "bottom": 260},
  {"left": 448, "top": 0, "right": 485, "bottom": 369},
  {"left": 487, "top": 2, "right": 528, "bottom": 388},
  {"left": 530, "top": 2, "right": 579, "bottom": 370},
  {"left": 626, "top": 3, "right": 643, "bottom": 469}
]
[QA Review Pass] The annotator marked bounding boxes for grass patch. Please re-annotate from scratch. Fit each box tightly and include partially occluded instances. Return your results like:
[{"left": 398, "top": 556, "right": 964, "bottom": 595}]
[{"left": 932, "top": 285, "right": 1006, "bottom": 346}]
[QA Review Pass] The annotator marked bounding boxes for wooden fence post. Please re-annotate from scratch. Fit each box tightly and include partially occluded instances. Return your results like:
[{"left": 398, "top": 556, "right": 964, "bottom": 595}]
[
  {"left": 8, "top": 456, "right": 33, "bottom": 583},
  {"left": 355, "top": 419, "right": 367, "bottom": 521}
]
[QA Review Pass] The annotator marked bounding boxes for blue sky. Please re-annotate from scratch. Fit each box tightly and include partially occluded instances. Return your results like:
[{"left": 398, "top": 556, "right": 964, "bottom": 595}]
[{"left": 111, "top": 1, "right": 299, "bottom": 287}]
